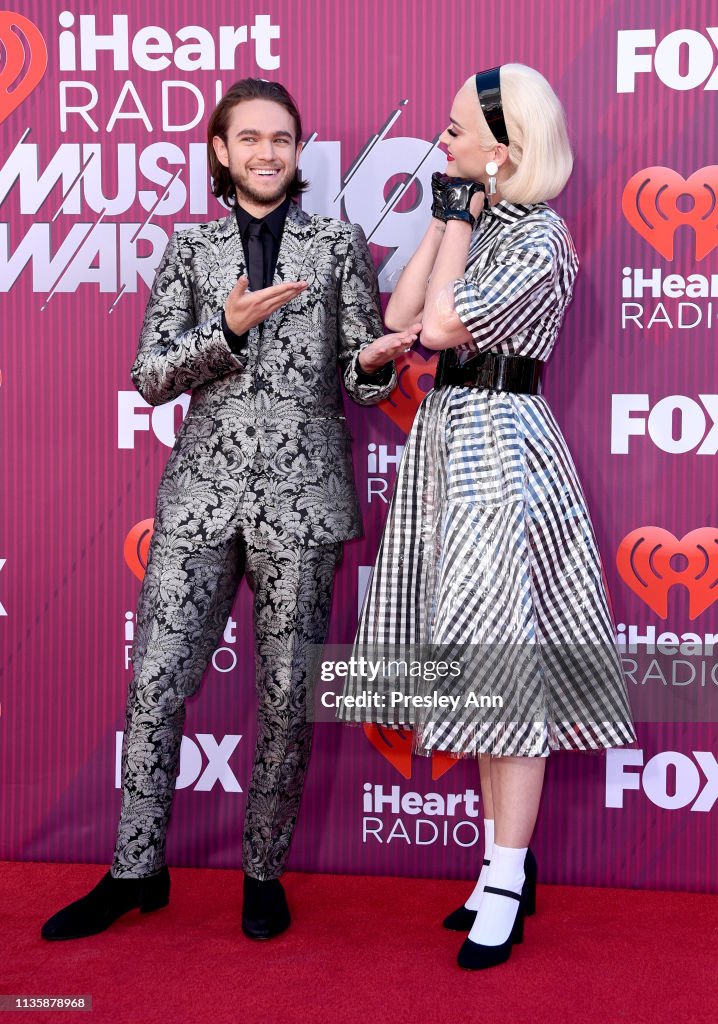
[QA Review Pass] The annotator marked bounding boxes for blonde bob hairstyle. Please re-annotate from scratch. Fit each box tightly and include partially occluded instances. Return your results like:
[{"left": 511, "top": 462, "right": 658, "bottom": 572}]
[{"left": 467, "top": 64, "right": 573, "bottom": 203}]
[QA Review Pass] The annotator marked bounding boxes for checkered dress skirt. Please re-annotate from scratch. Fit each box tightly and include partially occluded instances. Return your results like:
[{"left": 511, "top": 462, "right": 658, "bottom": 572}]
[{"left": 341, "top": 201, "right": 636, "bottom": 757}]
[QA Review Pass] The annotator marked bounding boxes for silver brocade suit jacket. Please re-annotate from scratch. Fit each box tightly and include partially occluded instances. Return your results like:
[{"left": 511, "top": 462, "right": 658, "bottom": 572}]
[{"left": 131, "top": 201, "right": 396, "bottom": 550}]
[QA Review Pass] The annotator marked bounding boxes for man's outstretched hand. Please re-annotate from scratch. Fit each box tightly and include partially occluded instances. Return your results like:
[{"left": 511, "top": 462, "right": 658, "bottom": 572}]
[
  {"left": 224, "top": 277, "right": 308, "bottom": 335},
  {"left": 358, "top": 321, "right": 422, "bottom": 373}
]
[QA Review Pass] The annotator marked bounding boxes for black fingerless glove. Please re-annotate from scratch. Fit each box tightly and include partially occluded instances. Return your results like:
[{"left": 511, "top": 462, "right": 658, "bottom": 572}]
[
  {"left": 431, "top": 171, "right": 447, "bottom": 221},
  {"left": 431, "top": 173, "right": 485, "bottom": 229}
]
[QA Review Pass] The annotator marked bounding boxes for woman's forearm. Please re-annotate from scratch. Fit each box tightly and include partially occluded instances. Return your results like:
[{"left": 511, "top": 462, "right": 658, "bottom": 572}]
[
  {"left": 421, "top": 220, "right": 474, "bottom": 349},
  {"left": 384, "top": 219, "right": 446, "bottom": 330}
]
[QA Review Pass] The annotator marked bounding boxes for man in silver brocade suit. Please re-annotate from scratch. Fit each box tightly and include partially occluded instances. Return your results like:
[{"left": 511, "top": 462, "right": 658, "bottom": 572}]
[{"left": 42, "top": 79, "right": 418, "bottom": 943}]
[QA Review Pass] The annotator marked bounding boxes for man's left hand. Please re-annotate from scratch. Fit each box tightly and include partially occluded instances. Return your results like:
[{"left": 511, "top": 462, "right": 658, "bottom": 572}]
[{"left": 358, "top": 322, "right": 422, "bottom": 373}]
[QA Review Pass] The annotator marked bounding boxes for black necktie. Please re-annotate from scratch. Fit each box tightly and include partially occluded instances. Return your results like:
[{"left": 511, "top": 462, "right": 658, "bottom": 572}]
[{"left": 247, "top": 220, "right": 266, "bottom": 291}]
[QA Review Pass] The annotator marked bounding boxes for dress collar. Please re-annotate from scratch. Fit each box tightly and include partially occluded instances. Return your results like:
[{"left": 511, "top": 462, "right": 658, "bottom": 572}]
[{"left": 484, "top": 198, "right": 546, "bottom": 224}]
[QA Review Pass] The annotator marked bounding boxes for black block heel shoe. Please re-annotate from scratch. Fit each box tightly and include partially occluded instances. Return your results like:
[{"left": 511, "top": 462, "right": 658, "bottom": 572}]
[
  {"left": 443, "top": 847, "right": 537, "bottom": 930},
  {"left": 41, "top": 867, "right": 170, "bottom": 940},
  {"left": 457, "top": 886, "right": 525, "bottom": 970},
  {"left": 523, "top": 846, "right": 537, "bottom": 916},
  {"left": 442, "top": 858, "right": 490, "bottom": 931}
]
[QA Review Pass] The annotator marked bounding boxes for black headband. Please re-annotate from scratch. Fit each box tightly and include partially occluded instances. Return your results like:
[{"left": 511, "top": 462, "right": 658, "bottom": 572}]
[{"left": 475, "top": 66, "right": 509, "bottom": 147}]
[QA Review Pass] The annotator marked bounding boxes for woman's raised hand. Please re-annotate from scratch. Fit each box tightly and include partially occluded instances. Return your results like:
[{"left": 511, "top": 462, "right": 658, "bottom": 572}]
[{"left": 431, "top": 172, "right": 486, "bottom": 229}]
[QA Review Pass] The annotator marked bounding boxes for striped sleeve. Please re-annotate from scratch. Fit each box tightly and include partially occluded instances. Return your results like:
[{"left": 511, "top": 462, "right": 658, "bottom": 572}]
[{"left": 453, "top": 239, "right": 557, "bottom": 351}]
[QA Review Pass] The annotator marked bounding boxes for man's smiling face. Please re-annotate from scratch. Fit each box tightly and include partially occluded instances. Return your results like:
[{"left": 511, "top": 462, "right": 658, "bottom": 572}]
[{"left": 212, "top": 98, "right": 302, "bottom": 210}]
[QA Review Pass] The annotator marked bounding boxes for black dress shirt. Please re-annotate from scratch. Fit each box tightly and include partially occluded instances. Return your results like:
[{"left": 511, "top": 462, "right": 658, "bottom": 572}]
[
  {"left": 221, "top": 196, "right": 290, "bottom": 354},
  {"left": 221, "top": 198, "right": 391, "bottom": 384}
]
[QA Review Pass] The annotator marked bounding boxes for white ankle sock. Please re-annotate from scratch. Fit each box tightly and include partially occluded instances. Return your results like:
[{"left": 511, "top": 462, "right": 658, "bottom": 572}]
[
  {"left": 467, "top": 843, "right": 526, "bottom": 947},
  {"left": 464, "top": 818, "right": 494, "bottom": 911}
]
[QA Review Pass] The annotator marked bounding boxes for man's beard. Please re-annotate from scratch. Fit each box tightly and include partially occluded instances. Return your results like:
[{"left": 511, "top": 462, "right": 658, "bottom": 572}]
[{"left": 231, "top": 165, "right": 294, "bottom": 207}]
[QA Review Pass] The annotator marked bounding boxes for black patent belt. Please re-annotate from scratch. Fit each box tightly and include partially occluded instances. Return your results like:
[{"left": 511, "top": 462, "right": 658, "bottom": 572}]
[{"left": 433, "top": 351, "right": 543, "bottom": 394}]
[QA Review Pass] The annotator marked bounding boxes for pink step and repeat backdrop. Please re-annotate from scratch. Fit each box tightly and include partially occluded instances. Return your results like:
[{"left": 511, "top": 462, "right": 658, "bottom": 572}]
[{"left": 2, "top": 0, "right": 717, "bottom": 891}]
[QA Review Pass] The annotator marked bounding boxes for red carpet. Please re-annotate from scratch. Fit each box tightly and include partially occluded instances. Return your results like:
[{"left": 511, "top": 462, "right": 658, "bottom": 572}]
[{"left": 2, "top": 862, "right": 717, "bottom": 1024}]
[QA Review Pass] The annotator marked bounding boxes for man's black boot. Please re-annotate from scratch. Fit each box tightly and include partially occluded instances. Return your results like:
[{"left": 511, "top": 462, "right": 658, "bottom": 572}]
[
  {"left": 41, "top": 867, "right": 170, "bottom": 940},
  {"left": 241, "top": 875, "right": 290, "bottom": 940}
]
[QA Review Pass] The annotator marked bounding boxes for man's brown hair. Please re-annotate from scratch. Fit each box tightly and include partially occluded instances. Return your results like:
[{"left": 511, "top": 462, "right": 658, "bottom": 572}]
[{"left": 207, "top": 78, "right": 309, "bottom": 206}]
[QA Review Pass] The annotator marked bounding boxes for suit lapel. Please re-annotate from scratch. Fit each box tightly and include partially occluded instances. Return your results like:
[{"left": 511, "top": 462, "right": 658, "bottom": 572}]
[
  {"left": 217, "top": 211, "right": 245, "bottom": 299},
  {"left": 216, "top": 203, "right": 314, "bottom": 299},
  {"left": 213, "top": 203, "right": 315, "bottom": 338},
  {"left": 273, "top": 201, "right": 315, "bottom": 286}
]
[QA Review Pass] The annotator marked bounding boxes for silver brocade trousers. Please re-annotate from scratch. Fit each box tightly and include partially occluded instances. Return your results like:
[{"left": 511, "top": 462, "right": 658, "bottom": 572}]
[{"left": 110, "top": 494, "right": 340, "bottom": 882}]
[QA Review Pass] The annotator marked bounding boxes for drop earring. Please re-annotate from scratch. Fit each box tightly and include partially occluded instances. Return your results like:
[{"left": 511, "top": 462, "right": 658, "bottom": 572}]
[{"left": 486, "top": 161, "right": 498, "bottom": 196}]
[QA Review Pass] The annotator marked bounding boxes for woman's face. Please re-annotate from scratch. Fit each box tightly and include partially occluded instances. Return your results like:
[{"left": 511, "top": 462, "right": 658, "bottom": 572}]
[{"left": 439, "top": 84, "right": 496, "bottom": 182}]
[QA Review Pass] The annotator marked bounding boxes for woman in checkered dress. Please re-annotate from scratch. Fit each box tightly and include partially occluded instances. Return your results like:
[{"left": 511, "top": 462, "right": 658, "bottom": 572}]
[{"left": 343, "top": 65, "right": 636, "bottom": 970}]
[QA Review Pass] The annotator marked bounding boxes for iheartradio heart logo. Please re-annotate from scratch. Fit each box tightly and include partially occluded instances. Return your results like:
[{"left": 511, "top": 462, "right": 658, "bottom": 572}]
[
  {"left": 431, "top": 749, "right": 460, "bottom": 781},
  {"left": 0, "top": 12, "right": 48, "bottom": 126},
  {"left": 363, "top": 724, "right": 460, "bottom": 779},
  {"left": 363, "top": 723, "right": 413, "bottom": 778},
  {"left": 379, "top": 349, "right": 438, "bottom": 434},
  {"left": 123, "top": 519, "right": 155, "bottom": 582},
  {"left": 622, "top": 166, "right": 718, "bottom": 261},
  {"left": 616, "top": 526, "right": 718, "bottom": 620}
]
